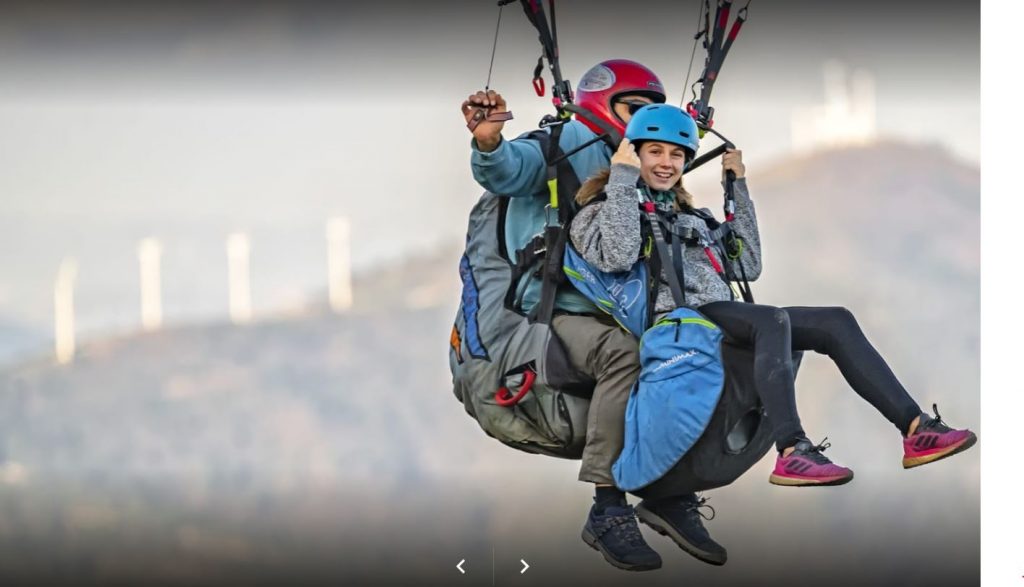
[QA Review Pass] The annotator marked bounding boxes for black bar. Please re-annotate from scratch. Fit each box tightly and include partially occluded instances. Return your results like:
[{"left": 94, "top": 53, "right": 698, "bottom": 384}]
[{"left": 685, "top": 143, "right": 728, "bottom": 174}]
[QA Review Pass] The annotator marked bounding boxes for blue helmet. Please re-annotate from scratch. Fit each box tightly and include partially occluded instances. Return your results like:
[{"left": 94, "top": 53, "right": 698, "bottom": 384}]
[{"left": 624, "top": 104, "right": 700, "bottom": 157}]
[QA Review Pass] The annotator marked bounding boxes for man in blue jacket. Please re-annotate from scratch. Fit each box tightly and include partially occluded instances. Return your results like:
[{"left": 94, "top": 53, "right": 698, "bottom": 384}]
[{"left": 460, "top": 60, "right": 729, "bottom": 570}]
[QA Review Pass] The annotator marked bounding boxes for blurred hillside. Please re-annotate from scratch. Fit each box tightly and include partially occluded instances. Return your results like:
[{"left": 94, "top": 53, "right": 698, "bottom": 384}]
[{"left": 0, "top": 141, "right": 979, "bottom": 586}]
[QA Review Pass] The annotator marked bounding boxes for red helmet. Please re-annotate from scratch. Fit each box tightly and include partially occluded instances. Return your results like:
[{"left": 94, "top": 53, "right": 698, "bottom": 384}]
[{"left": 574, "top": 59, "right": 666, "bottom": 137}]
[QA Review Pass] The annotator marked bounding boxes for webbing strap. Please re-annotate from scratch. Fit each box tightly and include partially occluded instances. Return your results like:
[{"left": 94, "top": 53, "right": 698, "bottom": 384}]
[
  {"left": 561, "top": 103, "right": 622, "bottom": 148},
  {"left": 670, "top": 222, "right": 687, "bottom": 307},
  {"left": 530, "top": 123, "right": 582, "bottom": 325},
  {"left": 518, "top": 0, "right": 572, "bottom": 106},
  {"left": 506, "top": 234, "right": 546, "bottom": 311},
  {"left": 643, "top": 210, "right": 687, "bottom": 308}
]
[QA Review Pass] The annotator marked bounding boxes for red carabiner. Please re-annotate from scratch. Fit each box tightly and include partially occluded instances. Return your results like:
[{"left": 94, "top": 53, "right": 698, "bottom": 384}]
[
  {"left": 703, "top": 246, "right": 725, "bottom": 274},
  {"left": 495, "top": 368, "right": 537, "bottom": 407},
  {"left": 532, "top": 76, "right": 546, "bottom": 97}
]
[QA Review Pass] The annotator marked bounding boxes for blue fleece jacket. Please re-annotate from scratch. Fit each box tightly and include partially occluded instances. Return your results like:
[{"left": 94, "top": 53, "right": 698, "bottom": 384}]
[{"left": 471, "top": 120, "right": 612, "bottom": 315}]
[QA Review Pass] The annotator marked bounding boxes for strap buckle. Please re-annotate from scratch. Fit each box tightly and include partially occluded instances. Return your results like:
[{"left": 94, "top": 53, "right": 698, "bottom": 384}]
[{"left": 544, "top": 204, "right": 560, "bottom": 228}]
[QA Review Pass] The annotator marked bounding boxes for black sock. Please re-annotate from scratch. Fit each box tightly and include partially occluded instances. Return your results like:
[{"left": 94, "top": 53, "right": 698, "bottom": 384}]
[{"left": 594, "top": 486, "right": 627, "bottom": 513}]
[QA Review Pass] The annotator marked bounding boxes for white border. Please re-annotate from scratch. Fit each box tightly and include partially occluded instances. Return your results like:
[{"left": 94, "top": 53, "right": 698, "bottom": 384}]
[{"left": 981, "top": 0, "right": 1023, "bottom": 584}]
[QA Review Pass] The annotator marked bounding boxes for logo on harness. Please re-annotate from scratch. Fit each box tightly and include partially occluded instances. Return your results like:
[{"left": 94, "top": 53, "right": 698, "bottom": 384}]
[
  {"left": 608, "top": 278, "right": 644, "bottom": 311},
  {"left": 653, "top": 349, "right": 698, "bottom": 373}
]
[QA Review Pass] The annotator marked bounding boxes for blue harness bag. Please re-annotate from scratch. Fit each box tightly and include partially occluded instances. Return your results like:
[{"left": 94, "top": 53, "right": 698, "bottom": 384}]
[
  {"left": 563, "top": 204, "right": 729, "bottom": 492},
  {"left": 613, "top": 308, "right": 725, "bottom": 490}
]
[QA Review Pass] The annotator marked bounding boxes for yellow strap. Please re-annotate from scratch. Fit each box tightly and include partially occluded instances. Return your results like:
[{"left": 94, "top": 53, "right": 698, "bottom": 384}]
[{"left": 548, "top": 179, "right": 559, "bottom": 208}]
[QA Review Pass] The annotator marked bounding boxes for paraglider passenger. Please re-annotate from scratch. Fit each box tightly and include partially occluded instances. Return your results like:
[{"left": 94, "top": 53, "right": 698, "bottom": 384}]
[{"left": 570, "top": 103, "right": 977, "bottom": 490}]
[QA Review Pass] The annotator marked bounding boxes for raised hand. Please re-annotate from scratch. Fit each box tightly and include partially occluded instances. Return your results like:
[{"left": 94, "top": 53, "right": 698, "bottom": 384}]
[
  {"left": 722, "top": 148, "right": 745, "bottom": 179},
  {"left": 611, "top": 138, "right": 641, "bottom": 169},
  {"left": 461, "top": 89, "right": 510, "bottom": 153}
]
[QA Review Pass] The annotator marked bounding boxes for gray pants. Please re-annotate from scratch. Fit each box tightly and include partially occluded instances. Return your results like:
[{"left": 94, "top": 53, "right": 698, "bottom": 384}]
[{"left": 551, "top": 313, "right": 640, "bottom": 486}]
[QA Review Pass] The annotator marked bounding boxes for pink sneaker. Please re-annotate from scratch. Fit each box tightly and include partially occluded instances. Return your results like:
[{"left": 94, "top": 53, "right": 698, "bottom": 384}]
[
  {"left": 903, "top": 404, "right": 977, "bottom": 469},
  {"left": 769, "top": 438, "right": 854, "bottom": 487}
]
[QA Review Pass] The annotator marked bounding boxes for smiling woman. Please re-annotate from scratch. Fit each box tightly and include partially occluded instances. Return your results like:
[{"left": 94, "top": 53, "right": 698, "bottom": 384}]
[{"left": 567, "top": 98, "right": 976, "bottom": 518}]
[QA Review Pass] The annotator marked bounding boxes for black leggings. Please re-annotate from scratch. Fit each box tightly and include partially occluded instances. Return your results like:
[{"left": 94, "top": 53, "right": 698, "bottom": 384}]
[{"left": 699, "top": 302, "right": 923, "bottom": 452}]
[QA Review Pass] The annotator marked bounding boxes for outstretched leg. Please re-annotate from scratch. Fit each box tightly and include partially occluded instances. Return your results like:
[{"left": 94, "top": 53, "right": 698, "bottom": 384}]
[
  {"left": 783, "top": 306, "right": 921, "bottom": 435},
  {"left": 784, "top": 306, "right": 976, "bottom": 467}
]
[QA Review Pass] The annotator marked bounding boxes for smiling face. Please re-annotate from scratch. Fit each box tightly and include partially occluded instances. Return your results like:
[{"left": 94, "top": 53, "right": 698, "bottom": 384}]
[{"left": 637, "top": 140, "right": 689, "bottom": 192}]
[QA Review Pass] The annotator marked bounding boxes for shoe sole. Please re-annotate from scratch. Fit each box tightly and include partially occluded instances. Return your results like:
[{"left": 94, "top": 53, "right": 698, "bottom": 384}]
[
  {"left": 635, "top": 505, "right": 727, "bottom": 566},
  {"left": 903, "top": 432, "right": 977, "bottom": 469},
  {"left": 768, "top": 471, "right": 854, "bottom": 487},
  {"left": 581, "top": 527, "right": 662, "bottom": 572}
]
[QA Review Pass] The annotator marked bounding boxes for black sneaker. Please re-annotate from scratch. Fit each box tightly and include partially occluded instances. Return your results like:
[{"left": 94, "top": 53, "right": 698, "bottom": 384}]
[
  {"left": 636, "top": 494, "right": 727, "bottom": 566},
  {"left": 581, "top": 504, "right": 663, "bottom": 572}
]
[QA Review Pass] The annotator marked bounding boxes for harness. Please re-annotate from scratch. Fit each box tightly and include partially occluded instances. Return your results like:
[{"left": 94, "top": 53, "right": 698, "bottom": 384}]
[
  {"left": 569, "top": 186, "right": 754, "bottom": 337},
  {"left": 641, "top": 196, "right": 754, "bottom": 317}
]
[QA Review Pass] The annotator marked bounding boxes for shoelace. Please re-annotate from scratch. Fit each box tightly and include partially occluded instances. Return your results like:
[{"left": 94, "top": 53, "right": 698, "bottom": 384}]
[
  {"left": 603, "top": 507, "right": 648, "bottom": 547},
  {"left": 659, "top": 495, "right": 717, "bottom": 521},
  {"left": 610, "top": 512, "right": 643, "bottom": 544},
  {"left": 796, "top": 437, "right": 834, "bottom": 465},
  {"left": 686, "top": 495, "right": 717, "bottom": 521},
  {"left": 919, "top": 403, "right": 953, "bottom": 433}
]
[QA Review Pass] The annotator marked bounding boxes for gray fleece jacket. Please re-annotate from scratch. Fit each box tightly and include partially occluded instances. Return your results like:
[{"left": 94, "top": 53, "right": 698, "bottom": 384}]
[{"left": 570, "top": 163, "right": 762, "bottom": 312}]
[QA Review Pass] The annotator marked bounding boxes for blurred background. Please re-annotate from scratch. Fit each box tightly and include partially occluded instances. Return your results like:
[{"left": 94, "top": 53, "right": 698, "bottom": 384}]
[{"left": 0, "top": 1, "right": 978, "bottom": 585}]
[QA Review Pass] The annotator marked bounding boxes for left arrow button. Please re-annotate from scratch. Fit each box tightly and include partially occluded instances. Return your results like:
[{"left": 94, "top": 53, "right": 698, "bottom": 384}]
[{"left": 456, "top": 559, "right": 466, "bottom": 574}]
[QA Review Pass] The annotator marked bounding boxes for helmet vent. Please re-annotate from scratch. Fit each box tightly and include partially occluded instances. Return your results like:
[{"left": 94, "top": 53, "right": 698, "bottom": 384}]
[
  {"left": 646, "top": 126, "right": 660, "bottom": 132},
  {"left": 679, "top": 132, "right": 690, "bottom": 138}
]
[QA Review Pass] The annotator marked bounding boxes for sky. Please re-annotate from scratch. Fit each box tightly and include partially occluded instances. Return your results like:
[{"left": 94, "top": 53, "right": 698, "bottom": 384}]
[{"left": 0, "top": 0, "right": 979, "bottom": 346}]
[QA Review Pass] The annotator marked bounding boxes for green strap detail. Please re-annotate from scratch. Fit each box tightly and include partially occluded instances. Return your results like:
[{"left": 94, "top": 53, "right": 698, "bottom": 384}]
[
  {"left": 563, "top": 266, "right": 584, "bottom": 281},
  {"left": 548, "top": 178, "right": 559, "bottom": 208},
  {"left": 565, "top": 266, "right": 589, "bottom": 282},
  {"left": 563, "top": 266, "right": 613, "bottom": 307},
  {"left": 727, "top": 236, "right": 744, "bottom": 260},
  {"left": 680, "top": 317, "right": 718, "bottom": 329},
  {"left": 643, "top": 236, "right": 653, "bottom": 258},
  {"left": 641, "top": 316, "right": 719, "bottom": 348}
]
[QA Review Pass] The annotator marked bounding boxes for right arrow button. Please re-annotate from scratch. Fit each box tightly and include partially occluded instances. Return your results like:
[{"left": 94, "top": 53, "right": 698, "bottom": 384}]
[{"left": 520, "top": 559, "right": 529, "bottom": 574}]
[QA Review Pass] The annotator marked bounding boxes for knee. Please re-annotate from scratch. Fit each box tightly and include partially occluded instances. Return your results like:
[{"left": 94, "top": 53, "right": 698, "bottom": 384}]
[
  {"left": 761, "top": 307, "right": 791, "bottom": 336},
  {"left": 772, "top": 307, "right": 791, "bottom": 328},
  {"left": 824, "top": 306, "right": 859, "bottom": 332},
  {"left": 598, "top": 330, "right": 641, "bottom": 373}
]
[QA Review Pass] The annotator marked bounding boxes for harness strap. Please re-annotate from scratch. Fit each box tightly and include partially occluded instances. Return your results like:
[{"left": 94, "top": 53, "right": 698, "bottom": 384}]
[
  {"left": 518, "top": 0, "right": 572, "bottom": 107},
  {"left": 506, "top": 233, "right": 547, "bottom": 310},
  {"left": 649, "top": 202, "right": 755, "bottom": 305},
  {"left": 529, "top": 123, "right": 584, "bottom": 325},
  {"left": 669, "top": 219, "right": 687, "bottom": 306},
  {"left": 641, "top": 216, "right": 660, "bottom": 328},
  {"left": 561, "top": 103, "right": 622, "bottom": 148},
  {"left": 642, "top": 203, "right": 687, "bottom": 308}
]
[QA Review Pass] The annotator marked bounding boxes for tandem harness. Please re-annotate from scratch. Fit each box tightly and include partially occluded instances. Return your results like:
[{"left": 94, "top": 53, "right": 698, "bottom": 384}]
[{"left": 561, "top": 187, "right": 761, "bottom": 492}]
